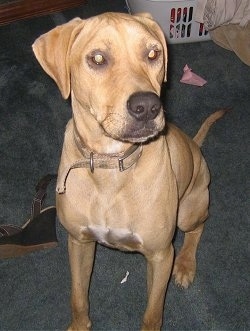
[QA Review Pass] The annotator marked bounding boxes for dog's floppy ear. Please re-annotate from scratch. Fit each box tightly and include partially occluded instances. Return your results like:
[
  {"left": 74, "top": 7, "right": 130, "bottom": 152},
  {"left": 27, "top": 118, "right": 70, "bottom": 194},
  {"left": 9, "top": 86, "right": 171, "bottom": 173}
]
[
  {"left": 32, "top": 18, "right": 84, "bottom": 99},
  {"left": 134, "top": 13, "right": 168, "bottom": 82}
]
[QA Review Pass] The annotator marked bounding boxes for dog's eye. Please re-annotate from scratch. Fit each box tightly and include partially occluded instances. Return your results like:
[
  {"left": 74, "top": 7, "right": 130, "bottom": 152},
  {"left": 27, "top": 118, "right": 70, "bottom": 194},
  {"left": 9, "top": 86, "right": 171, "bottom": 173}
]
[
  {"left": 148, "top": 49, "right": 159, "bottom": 61},
  {"left": 92, "top": 54, "right": 106, "bottom": 65}
]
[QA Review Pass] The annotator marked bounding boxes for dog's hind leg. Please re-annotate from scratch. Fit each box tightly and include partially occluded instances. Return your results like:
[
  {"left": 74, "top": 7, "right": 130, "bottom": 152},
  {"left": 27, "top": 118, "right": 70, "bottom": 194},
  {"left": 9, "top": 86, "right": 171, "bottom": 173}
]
[
  {"left": 173, "top": 160, "right": 210, "bottom": 289},
  {"left": 68, "top": 235, "right": 96, "bottom": 331}
]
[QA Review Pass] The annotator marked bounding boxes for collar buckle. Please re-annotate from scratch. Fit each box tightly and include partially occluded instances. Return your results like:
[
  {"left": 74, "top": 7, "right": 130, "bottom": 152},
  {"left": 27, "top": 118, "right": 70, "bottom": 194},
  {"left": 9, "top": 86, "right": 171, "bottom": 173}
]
[{"left": 118, "top": 144, "right": 142, "bottom": 171}]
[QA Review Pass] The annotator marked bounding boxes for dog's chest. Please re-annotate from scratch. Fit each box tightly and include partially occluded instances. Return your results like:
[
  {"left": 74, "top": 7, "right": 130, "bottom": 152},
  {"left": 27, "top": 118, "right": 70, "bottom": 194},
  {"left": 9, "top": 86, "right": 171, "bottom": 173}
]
[
  {"left": 80, "top": 225, "right": 143, "bottom": 251},
  {"left": 58, "top": 153, "right": 177, "bottom": 252}
]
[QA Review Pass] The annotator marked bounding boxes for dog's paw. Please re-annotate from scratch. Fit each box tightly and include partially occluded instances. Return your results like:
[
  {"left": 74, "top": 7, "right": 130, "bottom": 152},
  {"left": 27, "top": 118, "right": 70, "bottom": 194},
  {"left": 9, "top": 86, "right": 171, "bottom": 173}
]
[
  {"left": 67, "top": 319, "right": 92, "bottom": 331},
  {"left": 172, "top": 255, "right": 196, "bottom": 289},
  {"left": 141, "top": 319, "right": 162, "bottom": 331}
]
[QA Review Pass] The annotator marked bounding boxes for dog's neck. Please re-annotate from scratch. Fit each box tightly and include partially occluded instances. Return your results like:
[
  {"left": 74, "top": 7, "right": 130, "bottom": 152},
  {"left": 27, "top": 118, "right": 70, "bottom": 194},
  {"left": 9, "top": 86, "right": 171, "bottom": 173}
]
[
  {"left": 72, "top": 119, "right": 142, "bottom": 173},
  {"left": 56, "top": 110, "right": 143, "bottom": 193}
]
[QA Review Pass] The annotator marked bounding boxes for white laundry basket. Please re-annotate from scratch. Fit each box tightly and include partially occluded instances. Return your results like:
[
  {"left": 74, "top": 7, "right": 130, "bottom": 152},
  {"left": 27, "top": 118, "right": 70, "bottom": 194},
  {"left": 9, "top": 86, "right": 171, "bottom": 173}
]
[{"left": 126, "top": 0, "right": 210, "bottom": 44}]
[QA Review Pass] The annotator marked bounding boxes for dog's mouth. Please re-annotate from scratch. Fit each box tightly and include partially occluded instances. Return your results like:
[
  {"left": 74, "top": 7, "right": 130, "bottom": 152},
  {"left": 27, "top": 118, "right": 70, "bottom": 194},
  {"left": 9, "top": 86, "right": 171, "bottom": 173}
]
[
  {"left": 102, "top": 117, "right": 165, "bottom": 143},
  {"left": 120, "top": 124, "right": 163, "bottom": 143}
]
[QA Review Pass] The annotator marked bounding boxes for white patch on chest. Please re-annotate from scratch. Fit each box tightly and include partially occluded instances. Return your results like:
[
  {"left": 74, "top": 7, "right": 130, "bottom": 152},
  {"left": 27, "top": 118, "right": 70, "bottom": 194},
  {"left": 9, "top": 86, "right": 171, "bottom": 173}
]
[{"left": 81, "top": 225, "right": 143, "bottom": 250}]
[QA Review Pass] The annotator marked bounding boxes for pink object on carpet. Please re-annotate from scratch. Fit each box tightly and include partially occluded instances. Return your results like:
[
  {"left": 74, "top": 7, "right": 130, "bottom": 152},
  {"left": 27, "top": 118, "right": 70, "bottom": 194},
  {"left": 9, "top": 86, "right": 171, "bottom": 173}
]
[{"left": 180, "top": 64, "right": 207, "bottom": 86}]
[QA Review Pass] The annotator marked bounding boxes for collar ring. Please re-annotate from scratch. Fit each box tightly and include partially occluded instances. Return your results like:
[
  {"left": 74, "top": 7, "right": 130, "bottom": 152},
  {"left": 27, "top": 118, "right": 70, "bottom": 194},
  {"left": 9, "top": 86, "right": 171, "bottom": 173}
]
[{"left": 90, "top": 152, "right": 94, "bottom": 173}]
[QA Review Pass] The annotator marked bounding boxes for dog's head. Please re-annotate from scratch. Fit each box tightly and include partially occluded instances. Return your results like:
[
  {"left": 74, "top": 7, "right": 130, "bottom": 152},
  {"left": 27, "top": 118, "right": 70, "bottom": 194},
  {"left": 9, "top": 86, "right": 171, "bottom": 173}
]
[{"left": 33, "top": 12, "right": 168, "bottom": 143}]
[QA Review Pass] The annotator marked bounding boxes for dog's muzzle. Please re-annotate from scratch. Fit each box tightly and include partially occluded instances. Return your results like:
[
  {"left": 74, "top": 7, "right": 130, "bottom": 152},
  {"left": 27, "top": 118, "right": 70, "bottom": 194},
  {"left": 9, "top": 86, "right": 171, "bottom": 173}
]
[{"left": 127, "top": 92, "right": 162, "bottom": 121}]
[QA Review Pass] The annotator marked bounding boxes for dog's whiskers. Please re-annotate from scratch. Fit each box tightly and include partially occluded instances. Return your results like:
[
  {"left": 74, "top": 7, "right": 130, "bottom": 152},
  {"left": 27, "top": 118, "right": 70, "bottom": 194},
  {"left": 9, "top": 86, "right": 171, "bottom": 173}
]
[{"left": 102, "top": 112, "right": 129, "bottom": 137}]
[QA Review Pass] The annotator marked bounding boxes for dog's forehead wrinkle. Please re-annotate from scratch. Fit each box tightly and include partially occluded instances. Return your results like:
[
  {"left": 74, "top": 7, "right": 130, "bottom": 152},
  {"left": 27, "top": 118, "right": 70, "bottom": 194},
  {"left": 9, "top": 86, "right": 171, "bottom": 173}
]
[
  {"left": 121, "top": 19, "right": 160, "bottom": 42},
  {"left": 89, "top": 17, "right": 159, "bottom": 48},
  {"left": 72, "top": 18, "right": 118, "bottom": 53}
]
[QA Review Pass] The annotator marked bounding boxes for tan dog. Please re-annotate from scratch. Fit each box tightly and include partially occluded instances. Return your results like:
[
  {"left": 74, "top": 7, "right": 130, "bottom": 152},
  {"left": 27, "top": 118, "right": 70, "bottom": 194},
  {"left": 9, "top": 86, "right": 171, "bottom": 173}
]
[{"left": 33, "top": 12, "right": 225, "bottom": 331}]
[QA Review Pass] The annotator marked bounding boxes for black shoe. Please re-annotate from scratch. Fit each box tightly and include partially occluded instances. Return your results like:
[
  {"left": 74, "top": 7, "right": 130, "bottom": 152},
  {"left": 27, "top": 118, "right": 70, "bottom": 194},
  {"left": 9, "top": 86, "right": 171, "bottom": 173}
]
[{"left": 0, "top": 174, "right": 58, "bottom": 259}]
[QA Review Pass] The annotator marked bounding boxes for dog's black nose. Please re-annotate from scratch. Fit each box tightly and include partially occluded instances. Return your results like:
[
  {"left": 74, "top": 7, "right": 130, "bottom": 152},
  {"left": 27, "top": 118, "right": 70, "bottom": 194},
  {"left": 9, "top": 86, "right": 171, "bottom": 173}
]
[{"left": 127, "top": 92, "right": 162, "bottom": 121}]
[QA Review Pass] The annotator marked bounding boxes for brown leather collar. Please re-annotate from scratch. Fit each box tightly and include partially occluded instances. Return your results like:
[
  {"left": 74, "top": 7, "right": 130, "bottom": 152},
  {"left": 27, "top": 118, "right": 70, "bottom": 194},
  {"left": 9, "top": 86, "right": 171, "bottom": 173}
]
[
  {"left": 56, "top": 124, "right": 143, "bottom": 194},
  {"left": 73, "top": 126, "right": 143, "bottom": 173}
]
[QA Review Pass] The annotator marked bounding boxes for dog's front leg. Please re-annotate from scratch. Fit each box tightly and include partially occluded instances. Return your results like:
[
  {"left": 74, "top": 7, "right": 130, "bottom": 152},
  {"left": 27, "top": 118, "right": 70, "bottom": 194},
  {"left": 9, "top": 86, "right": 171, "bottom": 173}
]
[
  {"left": 142, "top": 245, "right": 174, "bottom": 331},
  {"left": 68, "top": 235, "right": 96, "bottom": 331}
]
